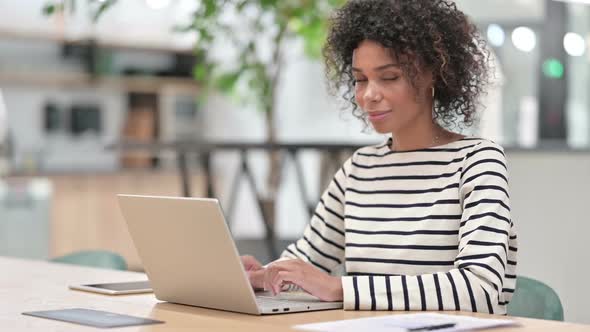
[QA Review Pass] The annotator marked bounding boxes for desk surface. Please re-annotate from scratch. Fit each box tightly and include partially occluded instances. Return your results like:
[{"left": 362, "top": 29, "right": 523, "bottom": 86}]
[{"left": 3, "top": 257, "right": 589, "bottom": 332}]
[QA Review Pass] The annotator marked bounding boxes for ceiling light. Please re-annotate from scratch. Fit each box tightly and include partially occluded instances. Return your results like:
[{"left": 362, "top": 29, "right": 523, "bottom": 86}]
[
  {"left": 512, "top": 27, "right": 536, "bottom": 52},
  {"left": 564, "top": 32, "right": 585, "bottom": 56},
  {"left": 487, "top": 24, "right": 505, "bottom": 47}
]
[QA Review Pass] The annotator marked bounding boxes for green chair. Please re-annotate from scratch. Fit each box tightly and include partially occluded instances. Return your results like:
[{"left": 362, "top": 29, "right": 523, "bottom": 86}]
[
  {"left": 51, "top": 250, "right": 128, "bottom": 271},
  {"left": 507, "top": 276, "right": 564, "bottom": 321}
]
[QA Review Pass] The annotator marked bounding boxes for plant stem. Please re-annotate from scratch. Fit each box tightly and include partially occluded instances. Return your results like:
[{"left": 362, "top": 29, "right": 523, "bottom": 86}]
[{"left": 266, "top": 23, "right": 287, "bottom": 198}]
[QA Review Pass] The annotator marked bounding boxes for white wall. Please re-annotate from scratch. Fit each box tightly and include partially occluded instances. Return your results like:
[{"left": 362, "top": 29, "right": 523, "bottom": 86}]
[
  {"left": 507, "top": 151, "right": 590, "bottom": 324},
  {"left": 455, "top": 0, "right": 544, "bottom": 23}
]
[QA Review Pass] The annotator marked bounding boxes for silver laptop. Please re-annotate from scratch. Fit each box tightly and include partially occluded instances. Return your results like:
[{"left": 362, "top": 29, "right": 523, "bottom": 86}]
[{"left": 117, "top": 194, "right": 343, "bottom": 315}]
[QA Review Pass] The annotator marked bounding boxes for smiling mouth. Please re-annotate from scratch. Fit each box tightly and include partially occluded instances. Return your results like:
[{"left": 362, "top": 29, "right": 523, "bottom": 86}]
[{"left": 367, "top": 110, "right": 392, "bottom": 121}]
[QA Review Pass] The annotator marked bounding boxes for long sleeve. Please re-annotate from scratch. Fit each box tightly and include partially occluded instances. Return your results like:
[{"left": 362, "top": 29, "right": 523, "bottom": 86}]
[
  {"left": 341, "top": 141, "right": 517, "bottom": 314},
  {"left": 279, "top": 158, "right": 352, "bottom": 273}
]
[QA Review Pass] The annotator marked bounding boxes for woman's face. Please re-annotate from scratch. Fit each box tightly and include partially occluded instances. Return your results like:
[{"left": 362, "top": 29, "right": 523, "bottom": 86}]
[{"left": 352, "top": 40, "right": 433, "bottom": 134}]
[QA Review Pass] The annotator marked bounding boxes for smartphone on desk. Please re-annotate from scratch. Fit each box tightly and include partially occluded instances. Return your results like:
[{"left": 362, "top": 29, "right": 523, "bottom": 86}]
[{"left": 69, "top": 281, "right": 152, "bottom": 295}]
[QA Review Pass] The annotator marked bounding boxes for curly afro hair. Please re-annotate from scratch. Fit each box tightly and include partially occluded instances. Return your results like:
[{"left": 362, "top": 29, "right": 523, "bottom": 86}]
[{"left": 323, "top": 0, "right": 490, "bottom": 129}]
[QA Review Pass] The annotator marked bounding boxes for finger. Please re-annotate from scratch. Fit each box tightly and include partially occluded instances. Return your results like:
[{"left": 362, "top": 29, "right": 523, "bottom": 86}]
[
  {"left": 241, "top": 256, "right": 250, "bottom": 269},
  {"left": 247, "top": 271, "right": 256, "bottom": 289},
  {"left": 267, "top": 264, "right": 291, "bottom": 295},
  {"left": 248, "top": 269, "right": 265, "bottom": 290},
  {"left": 273, "top": 271, "right": 301, "bottom": 295},
  {"left": 271, "top": 271, "right": 287, "bottom": 295},
  {"left": 242, "top": 255, "right": 262, "bottom": 271},
  {"left": 247, "top": 255, "right": 261, "bottom": 266},
  {"left": 271, "top": 269, "right": 287, "bottom": 290},
  {"left": 277, "top": 265, "right": 326, "bottom": 298},
  {"left": 250, "top": 260, "right": 263, "bottom": 270},
  {"left": 270, "top": 266, "right": 300, "bottom": 294},
  {"left": 273, "top": 279, "right": 281, "bottom": 296},
  {"left": 263, "top": 261, "right": 301, "bottom": 294},
  {"left": 264, "top": 265, "right": 279, "bottom": 295},
  {"left": 262, "top": 269, "right": 270, "bottom": 293}
]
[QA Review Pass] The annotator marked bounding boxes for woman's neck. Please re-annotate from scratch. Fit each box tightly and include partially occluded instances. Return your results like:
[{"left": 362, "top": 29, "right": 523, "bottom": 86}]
[{"left": 390, "top": 121, "right": 460, "bottom": 151}]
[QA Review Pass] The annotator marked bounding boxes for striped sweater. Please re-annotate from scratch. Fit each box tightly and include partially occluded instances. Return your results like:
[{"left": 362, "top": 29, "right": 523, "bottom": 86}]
[{"left": 281, "top": 137, "right": 517, "bottom": 314}]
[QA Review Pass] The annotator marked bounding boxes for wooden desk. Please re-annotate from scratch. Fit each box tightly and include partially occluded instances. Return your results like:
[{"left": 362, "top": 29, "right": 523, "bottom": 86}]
[{"left": 3, "top": 257, "right": 589, "bottom": 331}]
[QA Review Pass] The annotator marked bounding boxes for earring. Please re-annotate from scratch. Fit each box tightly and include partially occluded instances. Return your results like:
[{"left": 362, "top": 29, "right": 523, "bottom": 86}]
[{"left": 432, "top": 86, "right": 435, "bottom": 98}]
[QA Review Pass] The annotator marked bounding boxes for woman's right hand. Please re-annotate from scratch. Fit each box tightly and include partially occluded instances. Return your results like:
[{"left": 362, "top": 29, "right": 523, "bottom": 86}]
[{"left": 240, "top": 255, "right": 265, "bottom": 290}]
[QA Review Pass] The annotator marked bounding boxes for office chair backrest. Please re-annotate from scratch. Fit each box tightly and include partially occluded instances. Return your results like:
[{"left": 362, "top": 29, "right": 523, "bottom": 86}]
[
  {"left": 507, "top": 276, "right": 564, "bottom": 321},
  {"left": 51, "top": 250, "right": 127, "bottom": 271}
]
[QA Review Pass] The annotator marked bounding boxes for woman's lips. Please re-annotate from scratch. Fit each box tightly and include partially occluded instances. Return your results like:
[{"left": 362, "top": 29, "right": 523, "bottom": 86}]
[{"left": 367, "top": 110, "right": 392, "bottom": 121}]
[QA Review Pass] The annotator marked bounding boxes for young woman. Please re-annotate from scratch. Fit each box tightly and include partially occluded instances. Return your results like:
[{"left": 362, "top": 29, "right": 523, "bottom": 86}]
[{"left": 242, "top": 0, "right": 517, "bottom": 314}]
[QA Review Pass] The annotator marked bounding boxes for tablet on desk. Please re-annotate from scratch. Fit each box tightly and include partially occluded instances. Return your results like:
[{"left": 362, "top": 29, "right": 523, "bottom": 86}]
[
  {"left": 69, "top": 281, "right": 152, "bottom": 295},
  {"left": 22, "top": 308, "right": 163, "bottom": 328}
]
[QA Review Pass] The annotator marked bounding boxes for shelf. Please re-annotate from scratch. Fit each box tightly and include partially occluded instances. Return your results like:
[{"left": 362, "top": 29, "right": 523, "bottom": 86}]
[
  {"left": 0, "top": 28, "right": 194, "bottom": 55},
  {"left": 0, "top": 71, "right": 200, "bottom": 94}
]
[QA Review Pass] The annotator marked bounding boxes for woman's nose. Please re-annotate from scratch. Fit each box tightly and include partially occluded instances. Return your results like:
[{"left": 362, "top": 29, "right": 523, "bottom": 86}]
[{"left": 363, "top": 81, "right": 383, "bottom": 104}]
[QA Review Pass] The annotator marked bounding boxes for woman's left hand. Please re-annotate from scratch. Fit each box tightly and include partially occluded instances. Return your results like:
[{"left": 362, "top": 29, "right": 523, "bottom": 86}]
[{"left": 263, "top": 259, "right": 343, "bottom": 302}]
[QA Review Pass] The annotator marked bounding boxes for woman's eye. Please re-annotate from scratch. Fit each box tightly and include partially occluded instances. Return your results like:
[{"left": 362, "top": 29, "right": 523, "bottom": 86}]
[
  {"left": 383, "top": 76, "right": 399, "bottom": 81},
  {"left": 354, "top": 79, "right": 367, "bottom": 84}
]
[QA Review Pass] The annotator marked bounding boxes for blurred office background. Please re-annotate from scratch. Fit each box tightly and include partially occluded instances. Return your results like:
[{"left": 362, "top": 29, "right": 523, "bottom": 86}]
[{"left": 0, "top": 0, "right": 589, "bottom": 324}]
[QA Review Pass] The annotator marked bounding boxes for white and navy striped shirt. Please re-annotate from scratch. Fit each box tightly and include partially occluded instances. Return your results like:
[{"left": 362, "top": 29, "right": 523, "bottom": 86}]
[{"left": 281, "top": 137, "right": 517, "bottom": 314}]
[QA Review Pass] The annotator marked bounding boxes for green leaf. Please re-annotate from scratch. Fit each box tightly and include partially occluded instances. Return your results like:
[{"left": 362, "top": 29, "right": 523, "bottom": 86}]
[
  {"left": 42, "top": 3, "right": 56, "bottom": 15},
  {"left": 260, "top": 0, "right": 279, "bottom": 9},
  {"left": 214, "top": 71, "right": 242, "bottom": 93},
  {"left": 288, "top": 17, "right": 304, "bottom": 33},
  {"left": 328, "top": 0, "right": 346, "bottom": 7},
  {"left": 193, "top": 63, "right": 211, "bottom": 82},
  {"left": 236, "top": 0, "right": 249, "bottom": 12},
  {"left": 93, "top": 0, "right": 116, "bottom": 23},
  {"left": 203, "top": 0, "right": 218, "bottom": 18},
  {"left": 197, "top": 28, "right": 213, "bottom": 43},
  {"left": 42, "top": 2, "right": 66, "bottom": 16},
  {"left": 172, "top": 22, "right": 196, "bottom": 33},
  {"left": 297, "top": 18, "right": 327, "bottom": 58}
]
